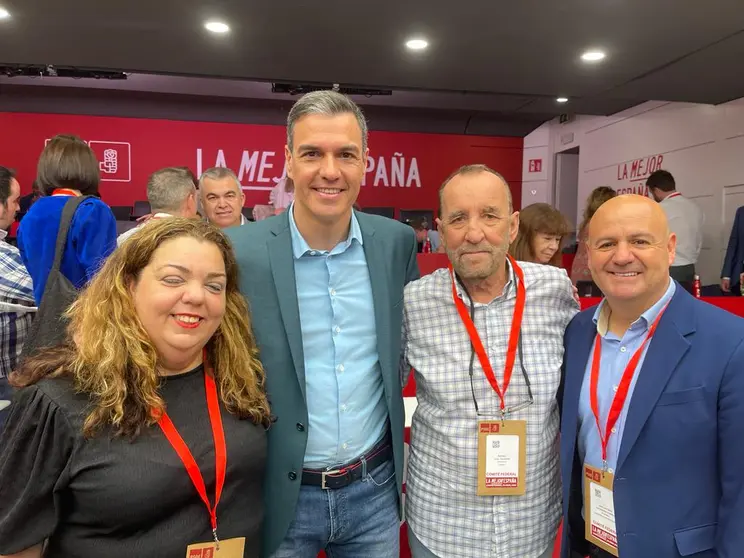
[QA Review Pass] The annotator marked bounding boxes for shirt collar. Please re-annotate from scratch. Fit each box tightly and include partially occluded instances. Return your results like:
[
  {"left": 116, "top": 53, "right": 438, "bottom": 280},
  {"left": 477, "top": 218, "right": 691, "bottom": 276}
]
[
  {"left": 452, "top": 257, "right": 516, "bottom": 305},
  {"left": 287, "top": 202, "right": 363, "bottom": 260},
  {"left": 0, "top": 228, "right": 7, "bottom": 241},
  {"left": 660, "top": 192, "right": 681, "bottom": 204},
  {"left": 593, "top": 278, "right": 676, "bottom": 336},
  {"left": 151, "top": 212, "right": 173, "bottom": 220}
]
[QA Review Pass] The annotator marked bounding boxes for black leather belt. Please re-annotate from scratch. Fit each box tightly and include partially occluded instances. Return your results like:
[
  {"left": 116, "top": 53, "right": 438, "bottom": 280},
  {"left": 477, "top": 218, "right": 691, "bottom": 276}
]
[{"left": 301, "top": 437, "right": 392, "bottom": 490}]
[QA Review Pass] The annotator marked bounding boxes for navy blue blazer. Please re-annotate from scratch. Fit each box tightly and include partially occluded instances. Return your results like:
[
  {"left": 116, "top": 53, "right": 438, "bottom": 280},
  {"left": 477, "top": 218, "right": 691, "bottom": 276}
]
[
  {"left": 560, "top": 285, "right": 744, "bottom": 558},
  {"left": 721, "top": 206, "right": 744, "bottom": 286}
]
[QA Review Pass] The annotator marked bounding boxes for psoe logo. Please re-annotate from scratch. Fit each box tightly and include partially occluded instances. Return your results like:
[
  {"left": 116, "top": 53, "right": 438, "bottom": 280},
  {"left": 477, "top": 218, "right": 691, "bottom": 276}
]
[{"left": 45, "top": 138, "right": 131, "bottom": 182}]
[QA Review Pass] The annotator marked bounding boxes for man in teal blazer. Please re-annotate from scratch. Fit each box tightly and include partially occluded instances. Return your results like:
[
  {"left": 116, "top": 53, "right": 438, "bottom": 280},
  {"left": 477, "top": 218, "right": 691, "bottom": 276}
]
[{"left": 228, "top": 90, "right": 419, "bottom": 558}]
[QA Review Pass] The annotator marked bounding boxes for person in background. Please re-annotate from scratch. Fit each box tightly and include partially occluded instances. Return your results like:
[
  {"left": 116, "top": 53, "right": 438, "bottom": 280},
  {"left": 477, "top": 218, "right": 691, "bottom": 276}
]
[
  {"left": 17, "top": 134, "right": 117, "bottom": 305},
  {"left": 571, "top": 186, "right": 617, "bottom": 297},
  {"left": 270, "top": 176, "right": 295, "bottom": 215},
  {"left": 403, "top": 165, "right": 579, "bottom": 558},
  {"left": 17, "top": 179, "right": 41, "bottom": 218},
  {"left": 509, "top": 202, "right": 570, "bottom": 266},
  {"left": 560, "top": 194, "right": 744, "bottom": 558},
  {"left": 178, "top": 166, "right": 202, "bottom": 217},
  {"left": 118, "top": 167, "right": 198, "bottom": 245},
  {"left": 228, "top": 90, "right": 419, "bottom": 558},
  {"left": 409, "top": 216, "right": 441, "bottom": 253},
  {"left": 0, "top": 167, "right": 21, "bottom": 236},
  {"left": 0, "top": 166, "right": 35, "bottom": 431},
  {"left": 199, "top": 167, "right": 247, "bottom": 229},
  {"left": 647, "top": 169, "right": 703, "bottom": 289},
  {"left": 721, "top": 205, "right": 744, "bottom": 295},
  {"left": 0, "top": 219, "right": 270, "bottom": 558}
]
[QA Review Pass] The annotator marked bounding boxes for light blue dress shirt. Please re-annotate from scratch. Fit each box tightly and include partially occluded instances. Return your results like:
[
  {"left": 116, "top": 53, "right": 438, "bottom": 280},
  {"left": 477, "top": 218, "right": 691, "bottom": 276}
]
[
  {"left": 288, "top": 206, "right": 388, "bottom": 468},
  {"left": 578, "top": 279, "right": 676, "bottom": 475}
]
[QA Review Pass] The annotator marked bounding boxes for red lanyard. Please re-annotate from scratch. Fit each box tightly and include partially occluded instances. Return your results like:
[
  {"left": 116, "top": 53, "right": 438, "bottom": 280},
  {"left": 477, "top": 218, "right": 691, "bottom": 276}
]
[
  {"left": 156, "top": 355, "right": 226, "bottom": 543},
  {"left": 450, "top": 254, "right": 526, "bottom": 414},
  {"left": 51, "top": 188, "right": 80, "bottom": 196},
  {"left": 590, "top": 302, "right": 669, "bottom": 468}
]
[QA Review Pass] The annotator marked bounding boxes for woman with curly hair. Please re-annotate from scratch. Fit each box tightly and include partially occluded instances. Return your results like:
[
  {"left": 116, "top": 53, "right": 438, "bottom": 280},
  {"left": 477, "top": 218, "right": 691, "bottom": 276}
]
[
  {"left": 0, "top": 218, "right": 270, "bottom": 558},
  {"left": 571, "top": 186, "right": 617, "bottom": 296}
]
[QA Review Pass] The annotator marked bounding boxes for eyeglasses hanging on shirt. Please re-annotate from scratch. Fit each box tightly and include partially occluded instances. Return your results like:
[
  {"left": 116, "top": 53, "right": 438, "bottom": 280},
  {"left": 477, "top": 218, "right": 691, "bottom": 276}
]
[
  {"left": 450, "top": 256, "right": 534, "bottom": 496},
  {"left": 454, "top": 264, "right": 534, "bottom": 418}
]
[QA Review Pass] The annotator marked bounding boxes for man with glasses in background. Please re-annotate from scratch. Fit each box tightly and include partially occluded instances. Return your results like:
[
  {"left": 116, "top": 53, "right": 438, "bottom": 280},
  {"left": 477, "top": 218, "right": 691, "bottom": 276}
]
[{"left": 401, "top": 164, "right": 579, "bottom": 558}]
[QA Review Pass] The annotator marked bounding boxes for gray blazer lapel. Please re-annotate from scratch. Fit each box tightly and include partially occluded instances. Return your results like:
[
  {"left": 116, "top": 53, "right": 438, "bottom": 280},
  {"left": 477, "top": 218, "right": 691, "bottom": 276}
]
[
  {"left": 267, "top": 215, "right": 307, "bottom": 400},
  {"left": 359, "top": 217, "right": 394, "bottom": 404}
]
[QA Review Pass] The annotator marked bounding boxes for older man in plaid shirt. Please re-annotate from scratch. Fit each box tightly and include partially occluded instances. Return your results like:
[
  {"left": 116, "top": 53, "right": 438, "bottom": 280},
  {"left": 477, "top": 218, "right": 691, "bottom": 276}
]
[
  {"left": 402, "top": 164, "right": 579, "bottom": 558},
  {"left": 0, "top": 167, "right": 35, "bottom": 430}
]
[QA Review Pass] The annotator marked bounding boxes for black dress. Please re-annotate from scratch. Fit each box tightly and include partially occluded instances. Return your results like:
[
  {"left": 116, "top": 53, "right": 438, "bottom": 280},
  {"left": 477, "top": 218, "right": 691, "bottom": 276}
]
[{"left": 0, "top": 365, "right": 266, "bottom": 557}]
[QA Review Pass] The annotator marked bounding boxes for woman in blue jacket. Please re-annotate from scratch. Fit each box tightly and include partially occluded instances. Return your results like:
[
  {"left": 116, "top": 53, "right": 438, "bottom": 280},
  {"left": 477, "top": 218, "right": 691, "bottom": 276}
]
[{"left": 18, "top": 134, "right": 117, "bottom": 304}]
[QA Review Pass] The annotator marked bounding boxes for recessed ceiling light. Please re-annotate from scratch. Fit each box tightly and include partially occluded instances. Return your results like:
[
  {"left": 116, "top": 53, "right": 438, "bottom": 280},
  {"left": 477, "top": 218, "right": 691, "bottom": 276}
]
[
  {"left": 556, "top": 97, "right": 569, "bottom": 103},
  {"left": 205, "top": 21, "right": 230, "bottom": 34},
  {"left": 581, "top": 50, "right": 606, "bottom": 62},
  {"left": 0, "top": 8, "right": 11, "bottom": 19},
  {"left": 406, "top": 38, "right": 429, "bottom": 51}
]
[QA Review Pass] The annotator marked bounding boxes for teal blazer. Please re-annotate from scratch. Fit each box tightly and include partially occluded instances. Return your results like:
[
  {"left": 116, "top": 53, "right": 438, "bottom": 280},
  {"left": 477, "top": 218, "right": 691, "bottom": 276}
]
[{"left": 227, "top": 210, "right": 420, "bottom": 557}]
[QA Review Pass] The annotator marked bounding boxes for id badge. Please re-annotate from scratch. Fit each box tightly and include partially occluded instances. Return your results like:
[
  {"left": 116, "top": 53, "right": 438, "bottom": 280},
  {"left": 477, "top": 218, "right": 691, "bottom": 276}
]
[
  {"left": 583, "top": 464, "right": 618, "bottom": 556},
  {"left": 186, "top": 537, "right": 246, "bottom": 558},
  {"left": 476, "top": 420, "right": 526, "bottom": 496}
]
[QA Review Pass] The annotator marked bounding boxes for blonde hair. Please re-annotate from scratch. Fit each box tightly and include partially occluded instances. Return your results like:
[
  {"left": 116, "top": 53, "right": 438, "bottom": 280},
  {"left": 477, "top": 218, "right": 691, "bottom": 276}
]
[
  {"left": 509, "top": 203, "right": 570, "bottom": 266},
  {"left": 12, "top": 218, "right": 271, "bottom": 437}
]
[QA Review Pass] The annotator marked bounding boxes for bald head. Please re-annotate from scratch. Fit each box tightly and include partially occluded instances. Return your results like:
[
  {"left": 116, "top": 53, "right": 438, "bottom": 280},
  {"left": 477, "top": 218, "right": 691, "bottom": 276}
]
[
  {"left": 588, "top": 194, "right": 670, "bottom": 242},
  {"left": 587, "top": 194, "right": 676, "bottom": 317}
]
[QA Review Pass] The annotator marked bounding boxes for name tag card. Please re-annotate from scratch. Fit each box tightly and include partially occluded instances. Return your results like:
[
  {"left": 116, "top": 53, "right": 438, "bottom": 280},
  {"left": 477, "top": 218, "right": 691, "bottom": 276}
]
[
  {"left": 186, "top": 537, "right": 246, "bottom": 558},
  {"left": 584, "top": 465, "right": 618, "bottom": 556},
  {"left": 476, "top": 420, "right": 526, "bottom": 496}
]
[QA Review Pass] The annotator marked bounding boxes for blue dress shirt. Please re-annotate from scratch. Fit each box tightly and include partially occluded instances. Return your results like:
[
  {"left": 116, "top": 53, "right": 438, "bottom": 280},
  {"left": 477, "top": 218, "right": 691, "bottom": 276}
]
[
  {"left": 578, "top": 279, "right": 676, "bottom": 475},
  {"left": 288, "top": 206, "right": 387, "bottom": 468}
]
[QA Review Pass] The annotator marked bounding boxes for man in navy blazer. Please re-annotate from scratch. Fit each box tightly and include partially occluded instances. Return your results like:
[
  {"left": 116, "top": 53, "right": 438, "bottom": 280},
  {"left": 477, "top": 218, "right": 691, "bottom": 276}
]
[
  {"left": 228, "top": 91, "right": 419, "bottom": 558},
  {"left": 721, "top": 205, "right": 744, "bottom": 294},
  {"left": 560, "top": 194, "right": 744, "bottom": 558}
]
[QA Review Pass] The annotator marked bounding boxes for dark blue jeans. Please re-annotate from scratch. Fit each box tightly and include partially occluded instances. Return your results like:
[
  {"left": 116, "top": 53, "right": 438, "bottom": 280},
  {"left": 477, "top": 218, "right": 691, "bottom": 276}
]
[{"left": 271, "top": 458, "right": 400, "bottom": 558}]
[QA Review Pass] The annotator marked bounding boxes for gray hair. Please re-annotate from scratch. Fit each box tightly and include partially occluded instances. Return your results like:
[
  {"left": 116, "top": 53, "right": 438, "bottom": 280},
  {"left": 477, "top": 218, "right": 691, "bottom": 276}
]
[
  {"left": 286, "top": 90, "right": 368, "bottom": 153},
  {"left": 198, "top": 167, "right": 241, "bottom": 192},
  {"left": 438, "top": 164, "right": 513, "bottom": 217},
  {"left": 147, "top": 167, "right": 197, "bottom": 213}
]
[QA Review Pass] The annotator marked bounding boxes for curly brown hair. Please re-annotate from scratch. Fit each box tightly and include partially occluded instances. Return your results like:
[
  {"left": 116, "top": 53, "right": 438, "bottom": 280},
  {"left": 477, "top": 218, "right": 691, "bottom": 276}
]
[
  {"left": 578, "top": 186, "right": 617, "bottom": 238},
  {"left": 11, "top": 218, "right": 271, "bottom": 437}
]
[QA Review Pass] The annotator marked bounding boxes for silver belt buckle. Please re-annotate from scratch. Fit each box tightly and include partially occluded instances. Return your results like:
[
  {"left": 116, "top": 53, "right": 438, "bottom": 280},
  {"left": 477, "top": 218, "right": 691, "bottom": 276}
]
[{"left": 321, "top": 469, "right": 340, "bottom": 490}]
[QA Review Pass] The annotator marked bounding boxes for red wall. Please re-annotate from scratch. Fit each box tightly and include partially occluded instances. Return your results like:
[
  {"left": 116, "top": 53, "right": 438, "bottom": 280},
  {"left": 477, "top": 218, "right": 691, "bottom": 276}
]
[{"left": 0, "top": 112, "right": 523, "bottom": 212}]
